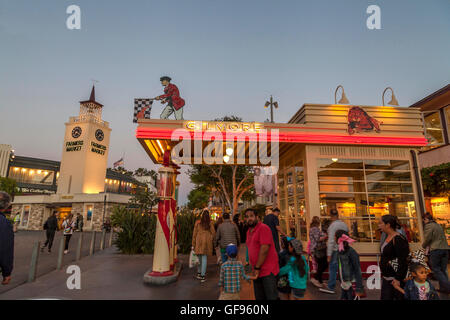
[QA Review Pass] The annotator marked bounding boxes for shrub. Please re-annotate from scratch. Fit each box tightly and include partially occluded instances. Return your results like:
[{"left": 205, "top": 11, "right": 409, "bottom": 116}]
[
  {"left": 176, "top": 209, "right": 198, "bottom": 254},
  {"left": 110, "top": 206, "right": 156, "bottom": 254},
  {"left": 111, "top": 205, "right": 199, "bottom": 255}
]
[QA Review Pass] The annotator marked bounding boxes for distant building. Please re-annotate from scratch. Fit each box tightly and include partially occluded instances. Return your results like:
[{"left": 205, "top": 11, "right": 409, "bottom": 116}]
[
  {"left": 0, "top": 144, "right": 12, "bottom": 178},
  {"left": 9, "top": 86, "right": 145, "bottom": 231},
  {"left": 410, "top": 84, "right": 450, "bottom": 243}
]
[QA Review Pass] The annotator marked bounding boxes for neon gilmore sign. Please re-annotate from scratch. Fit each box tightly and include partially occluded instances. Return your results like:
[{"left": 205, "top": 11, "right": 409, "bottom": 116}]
[{"left": 184, "top": 121, "right": 263, "bottom": 132}]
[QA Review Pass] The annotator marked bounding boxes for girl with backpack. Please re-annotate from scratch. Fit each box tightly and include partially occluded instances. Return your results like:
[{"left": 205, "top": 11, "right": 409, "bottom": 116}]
[
  {"left": 278, "top": 238, "right": 309, "bottom": 300},
  {"left": 335, "top": 230, "right": 365, "bottom": 299}
]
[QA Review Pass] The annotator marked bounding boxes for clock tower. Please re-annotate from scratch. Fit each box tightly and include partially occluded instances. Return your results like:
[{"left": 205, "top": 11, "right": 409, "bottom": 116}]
[{"left": 57, "top": 86, "right": 111, "bottom": 194}]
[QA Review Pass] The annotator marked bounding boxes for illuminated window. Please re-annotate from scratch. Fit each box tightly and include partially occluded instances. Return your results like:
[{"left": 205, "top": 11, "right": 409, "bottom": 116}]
[
  {"left": 424, "top": 112, "right": 444, "bottom": 147},
  {"left": 317, "top": 158, "right": 419, "bottom": 243}
]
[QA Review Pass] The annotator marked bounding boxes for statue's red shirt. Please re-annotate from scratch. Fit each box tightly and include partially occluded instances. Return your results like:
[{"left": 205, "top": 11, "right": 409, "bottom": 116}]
[{"left": 158, "top": 83, "right": 185, "bottom": 110}]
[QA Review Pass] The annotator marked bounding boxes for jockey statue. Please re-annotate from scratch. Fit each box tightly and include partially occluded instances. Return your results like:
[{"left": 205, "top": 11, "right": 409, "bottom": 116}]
[{"left": 155, "top": 76, "right": 185, "bottom": 120}]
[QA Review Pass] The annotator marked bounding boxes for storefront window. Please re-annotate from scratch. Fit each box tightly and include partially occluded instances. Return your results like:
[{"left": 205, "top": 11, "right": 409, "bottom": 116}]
[
  {"left": 277, "top": 160, "right": 307, "bottom": 241},
  {"left": 85, "top": 204, "right": 94, "bottom": 229},
  {"left": 445, "top": 106, "right": 450, "bottom": 142},
  {"left": 317, "top": 158, "right": 420, "bottom": 243},
  {"left": 21, "top": 205, "right": 30, "bottom": 227},
  {"left": 424, "top": 112, "right": 445, "bottom": 146},
  {"left": 9, "top": 167, "right": 55, "bottom": 185}
]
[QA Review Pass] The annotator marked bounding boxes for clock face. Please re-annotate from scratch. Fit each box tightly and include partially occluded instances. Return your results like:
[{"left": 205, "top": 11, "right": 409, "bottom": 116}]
[
  {"left": 72, "top": 126, "right": 82, "bottom": 138},
  {"left": 95, "top": 129, "right": 104, "bottom": 141}
]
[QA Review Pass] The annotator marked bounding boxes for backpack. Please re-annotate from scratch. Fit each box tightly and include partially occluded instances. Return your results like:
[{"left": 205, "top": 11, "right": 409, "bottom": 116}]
[{"left": 313, "top": 239, "right": 327, "bottom": 259}]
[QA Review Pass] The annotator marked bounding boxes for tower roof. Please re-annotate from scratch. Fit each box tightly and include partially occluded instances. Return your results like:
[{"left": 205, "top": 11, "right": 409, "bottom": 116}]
[{"left": 80, "top": 85, "right": 103, "bottom": 107}]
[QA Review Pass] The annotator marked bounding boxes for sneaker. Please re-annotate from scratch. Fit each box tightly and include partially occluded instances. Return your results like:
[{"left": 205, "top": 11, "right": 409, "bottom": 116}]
[
  {"left": 319, "top": 286, "right": 336, "bottom": 294},
  {"left": 200, "top": 276, "right": 206, "bottom": 283},
  {"left": 196, "top": 273, "right": 202, "bottom": 280},
  {"left": 310, "top": 278, "right": 323, "bottom": 288}
]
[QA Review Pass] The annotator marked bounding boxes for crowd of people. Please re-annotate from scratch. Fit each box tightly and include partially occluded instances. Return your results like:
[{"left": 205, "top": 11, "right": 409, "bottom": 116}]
[
  {"left": 191, "top": 206, "right": 450, "bottom": 300},
  {"left": 0, "top": 187, "right": 449, "bottom": 301}
]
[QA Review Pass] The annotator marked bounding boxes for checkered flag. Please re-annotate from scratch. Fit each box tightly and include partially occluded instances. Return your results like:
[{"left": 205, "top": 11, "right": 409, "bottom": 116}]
[{"left": 133, "top": 98, "right": 153, "bottom": 123}]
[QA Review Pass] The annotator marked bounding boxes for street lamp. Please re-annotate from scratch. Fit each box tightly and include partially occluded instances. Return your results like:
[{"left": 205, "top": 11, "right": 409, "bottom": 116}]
[
  {"left": 264, "top": 95, "right": 278, "bottom": 123},
  {"left": 334, "top": 85, "right": 350, "bottom": 104},
  {"left": 382, "top": 87, "right": 399, "bottom": 106}
]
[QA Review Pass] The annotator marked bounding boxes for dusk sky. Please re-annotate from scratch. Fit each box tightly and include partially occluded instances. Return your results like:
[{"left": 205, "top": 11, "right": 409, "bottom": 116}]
[{"left": 1, "top": 0, "right": 449, "bottom": 204}]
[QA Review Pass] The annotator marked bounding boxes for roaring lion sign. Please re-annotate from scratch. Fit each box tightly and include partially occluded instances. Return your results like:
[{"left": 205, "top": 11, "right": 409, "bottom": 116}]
[{"left": 347, "top": 106, "right": 382, "bottom": 135}]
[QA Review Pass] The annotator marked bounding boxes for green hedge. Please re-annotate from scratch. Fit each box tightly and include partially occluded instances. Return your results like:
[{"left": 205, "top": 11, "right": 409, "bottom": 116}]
[{"left": 111, "top": 205, "right": 198, "bottom": 255}]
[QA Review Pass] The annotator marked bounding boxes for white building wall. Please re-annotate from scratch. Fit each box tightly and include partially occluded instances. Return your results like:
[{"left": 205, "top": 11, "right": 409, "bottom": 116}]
[{"left": 0, "top": 144, "right": 12, "bottom": 177}]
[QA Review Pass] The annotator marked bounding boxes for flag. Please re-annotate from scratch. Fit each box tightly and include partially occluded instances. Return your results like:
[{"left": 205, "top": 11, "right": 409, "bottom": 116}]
[
  {"left": 113, "top": 158, "right": 124, "bottom": 168},
  {"left": 133, "top": 98, "right": 153, "bottom": 123}
]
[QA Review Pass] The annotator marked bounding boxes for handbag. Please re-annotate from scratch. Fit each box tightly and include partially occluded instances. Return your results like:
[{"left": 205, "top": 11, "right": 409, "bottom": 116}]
[{"left": 189, "top": 249, "right": 199, "bottom": 268}]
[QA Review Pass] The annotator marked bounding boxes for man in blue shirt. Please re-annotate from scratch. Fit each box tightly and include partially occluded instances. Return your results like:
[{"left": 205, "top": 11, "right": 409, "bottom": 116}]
[{"left": 263, "top": 207, "right": 285, "bottom": 254}]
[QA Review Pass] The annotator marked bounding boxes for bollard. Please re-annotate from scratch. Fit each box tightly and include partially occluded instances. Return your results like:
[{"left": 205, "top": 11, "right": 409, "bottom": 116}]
[
  {"left": 28, "top": 241, "right": 40, "bottom": 282},
  {"left": 100, "top": 229, "right": 106, "bottom": 250},
  {"left": 89, "top": 231, "right": 97, "bottom": 255},
  {"left": 109, "top": 230, "right": 114, "bottom": 248},
  {"left": 76, "top": 232, "right": 83, "bottom": 261},
  {"left": 57, "top": 237, "right": 65, "bottom": 270}
]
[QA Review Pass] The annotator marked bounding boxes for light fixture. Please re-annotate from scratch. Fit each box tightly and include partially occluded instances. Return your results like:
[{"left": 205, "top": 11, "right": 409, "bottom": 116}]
[
  {"left": 382, "top": 87, "right": 399, "bottom": 106},
  {"left": 156, "top": 140, "right": 165, "bottom": 154},
  {"left": 332, "top": 158, "right": 338, "bottom": 162},
  {"left": 21, "top": 168, "right": 26, "bottom": 172},
  {"left": 334, "top": 85, "right": 350, "bottom": 104},
  {"left": 226, "top": 148, "right": 234, "bottom": 156},
  {"left": 37, "top": 170, "right": 42, "bottom": 174},
  {"left": 223, "top": 155, "right": 230, "bottom": 163},
  {"left": 14, "top": 167, "right": 19, "bottom": 172},
  {"left": 30, "top": 170, "right": 34, "bottom": 175}
]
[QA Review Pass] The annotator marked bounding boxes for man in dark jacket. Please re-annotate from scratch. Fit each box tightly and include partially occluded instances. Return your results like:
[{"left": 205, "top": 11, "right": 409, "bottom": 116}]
[
  {"left": 0, "top": 191, "right": 14, "bottom": 285},
  {"left": 215, "top": 212, "right": 240, "bottom": 263},
  {"left": 41, "top": 211, "right": 59, "bottom": 253}
]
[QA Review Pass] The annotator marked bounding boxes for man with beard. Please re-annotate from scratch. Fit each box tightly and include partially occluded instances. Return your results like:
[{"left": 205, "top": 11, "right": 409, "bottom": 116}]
[{"left": 245, "top": 208, "right": 279, "bottom": 300}]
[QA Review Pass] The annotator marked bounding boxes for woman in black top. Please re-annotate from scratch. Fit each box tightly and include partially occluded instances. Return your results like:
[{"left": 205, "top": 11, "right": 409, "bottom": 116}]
[{"left": 379, "top": 215, "right": 410, "bottom": 300}]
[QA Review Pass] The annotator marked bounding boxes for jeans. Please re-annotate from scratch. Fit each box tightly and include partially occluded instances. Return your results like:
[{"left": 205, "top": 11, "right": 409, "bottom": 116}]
[
  {"left": 327, "top": 250, "right": 338, "bottom": 290},
  {"left": 196, "top": 254, "right": 208, "bottom": 276},
  {"left": 430, "top": 249, "right": 450, "bottom": 292},
  {"left": 64, "top": 234, "right": 72, "bottom": 250},
  {"left": 381, "top": 278, "right": 404, "bottom": 300},
  {"left": 253, "top": 273, "right": 279, "bottom": 300},
  {"left": 43, "top": 230, "right": 56, "bottom": 250},
  {"left": 221, "top": 251, "right": 228, "bottom": 264}
]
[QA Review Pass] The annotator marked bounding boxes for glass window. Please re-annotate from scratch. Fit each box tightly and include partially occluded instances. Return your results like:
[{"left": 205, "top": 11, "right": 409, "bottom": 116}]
[
  {"left": 21, "top": 205, "right": 30, "bottom": 227},
  {"left": 445, "top": 106, "right": 450, "bottom": 141},
  {"left": 366, "top": 182, "right": 413, "bottom": 193},
  {"left": 365, "top": 170, "right": 411, "bottom": 182},
  {"left": 424, "top": 112, "right": 444, "bottom": 146},
  {"left": 319, "top": 180, "right": 366, "bottom": 193},
  {"left": 317, "top": 158, "right": 364, "bottom": 169},
  {"left": 364, "top": 160, "right": 410, "bottom": 170},
  {"left": 8, "top": 167, "right": 55, "bottom": 185},
  {"left": 316, "top": 158, "right": 420, "bottom": 243}
]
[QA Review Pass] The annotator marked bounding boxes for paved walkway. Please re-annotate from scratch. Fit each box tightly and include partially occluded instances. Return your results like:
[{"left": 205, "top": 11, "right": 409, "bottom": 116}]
[
  {"left": 1, "top": 241, "right": 448, "bottom": 300},
  {"left": 0, "top": 245, "right": 380, "bottom": 300},
  {"left": 0, "top": 230, "right": 113, "bottom": 295}
]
